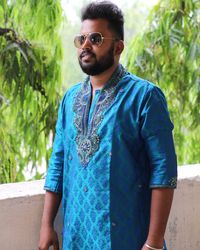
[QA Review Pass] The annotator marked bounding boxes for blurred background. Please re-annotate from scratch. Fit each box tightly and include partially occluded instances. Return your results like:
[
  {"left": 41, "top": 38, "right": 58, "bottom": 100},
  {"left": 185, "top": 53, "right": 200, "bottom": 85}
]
[{"left": 0, "top": 0, "right": 199, "bottom": 183}]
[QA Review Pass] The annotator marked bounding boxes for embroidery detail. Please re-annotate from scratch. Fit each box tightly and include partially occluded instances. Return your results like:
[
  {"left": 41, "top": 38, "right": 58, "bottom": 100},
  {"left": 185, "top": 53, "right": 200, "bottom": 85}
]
[
  {"left": 73, "top": 65, "right": 127, "bottom": 166},
  {"left": 168, "top": 176, "right": 177, "bottom": 188}
]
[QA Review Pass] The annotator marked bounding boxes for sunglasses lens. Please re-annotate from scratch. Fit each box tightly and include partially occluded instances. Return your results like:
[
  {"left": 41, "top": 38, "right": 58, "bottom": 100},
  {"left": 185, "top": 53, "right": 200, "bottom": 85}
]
[
  {"left": 89, "top": 33, "right": 102, "bottom": 45},
  {"left": 74, "top": 35, "right": 85, "bottom": 48},
  {"left": 74, "top": 33, "right": 103, "bottom": 48}
]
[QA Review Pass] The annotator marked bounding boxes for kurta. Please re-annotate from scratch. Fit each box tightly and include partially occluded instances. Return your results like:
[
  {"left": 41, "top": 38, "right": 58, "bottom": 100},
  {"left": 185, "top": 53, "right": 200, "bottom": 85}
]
[{"left": 44, "top": 65, "right": 177, "bottom": 250}]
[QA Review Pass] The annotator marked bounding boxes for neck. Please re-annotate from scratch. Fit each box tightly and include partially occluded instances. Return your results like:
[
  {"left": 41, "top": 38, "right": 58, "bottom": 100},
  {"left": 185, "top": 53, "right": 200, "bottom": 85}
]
[{"left": 90, "top": 62, "right": 119, "bottom": 91}]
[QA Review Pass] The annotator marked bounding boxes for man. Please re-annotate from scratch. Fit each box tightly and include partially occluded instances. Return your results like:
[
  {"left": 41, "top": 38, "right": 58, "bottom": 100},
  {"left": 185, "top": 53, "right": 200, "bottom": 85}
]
[{"left": 39, "top": 1, "right": 177, "bottom": 250}]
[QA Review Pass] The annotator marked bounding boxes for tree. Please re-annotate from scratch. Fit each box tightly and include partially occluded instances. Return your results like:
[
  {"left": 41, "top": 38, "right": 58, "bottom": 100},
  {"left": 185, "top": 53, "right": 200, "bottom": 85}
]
[
  {"left": 126, "top": 0, "right": 200, "bottom": 165},
  {"left": 0, "top": 0, "right": 155, "bottom": 183},
  {"left": 0, "top": 0, "right": 63, "bottom": 183}
]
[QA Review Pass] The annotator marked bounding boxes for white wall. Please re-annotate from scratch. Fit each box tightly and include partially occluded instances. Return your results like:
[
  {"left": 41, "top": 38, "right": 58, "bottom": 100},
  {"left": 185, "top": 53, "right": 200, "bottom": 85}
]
[
  {"left": 0, "top": 165, "right": 200, "bottom": 250},
  {"left": 165, "top": 164, "right": 200, "bottom": 250}
]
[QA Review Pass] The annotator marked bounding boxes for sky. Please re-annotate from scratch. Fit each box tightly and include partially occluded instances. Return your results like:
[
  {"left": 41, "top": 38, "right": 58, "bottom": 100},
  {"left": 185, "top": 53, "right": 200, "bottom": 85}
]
[{"left": 61, "top": 0, "right": 159, "bottom": 24}]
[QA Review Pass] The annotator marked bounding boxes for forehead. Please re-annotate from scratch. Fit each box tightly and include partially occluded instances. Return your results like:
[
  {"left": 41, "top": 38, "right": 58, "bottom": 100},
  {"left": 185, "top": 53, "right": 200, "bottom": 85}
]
[{"left": 80, "top": 19, "right": 111, "bottom": 35}]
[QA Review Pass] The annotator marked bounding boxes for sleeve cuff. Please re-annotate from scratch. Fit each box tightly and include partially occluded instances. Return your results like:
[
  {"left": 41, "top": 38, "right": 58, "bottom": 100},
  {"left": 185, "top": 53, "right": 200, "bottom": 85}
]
[
  {"left": 149, "top": 176, "right": 177, "bottom": 189},
  {"left": 44, "top": 176, "right": 63, "bottom": 193}
]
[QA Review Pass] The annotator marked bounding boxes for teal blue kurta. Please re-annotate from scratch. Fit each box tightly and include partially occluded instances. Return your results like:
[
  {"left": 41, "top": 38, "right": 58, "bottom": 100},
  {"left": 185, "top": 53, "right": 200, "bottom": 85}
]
[{"left": 44, "top": 65, "right": 177, "bottom": 250}]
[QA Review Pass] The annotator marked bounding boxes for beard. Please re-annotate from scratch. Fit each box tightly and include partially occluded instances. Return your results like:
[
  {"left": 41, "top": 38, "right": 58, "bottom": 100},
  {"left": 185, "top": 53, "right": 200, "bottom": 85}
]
[{"left": 78, "top": 43, "right": 115, "bottom": 76}]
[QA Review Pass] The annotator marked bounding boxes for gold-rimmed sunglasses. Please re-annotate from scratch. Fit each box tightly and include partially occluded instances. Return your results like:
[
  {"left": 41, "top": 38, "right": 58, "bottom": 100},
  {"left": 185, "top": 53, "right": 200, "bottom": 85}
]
[{"left": 74, "top": 32, "right": 118, "bottom": 48}]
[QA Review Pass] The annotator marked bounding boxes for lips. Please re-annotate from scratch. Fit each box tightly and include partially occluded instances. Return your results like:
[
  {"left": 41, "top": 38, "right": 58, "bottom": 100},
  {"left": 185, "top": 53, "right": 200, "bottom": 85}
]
[
  {"left": 82, "top": 54, "right": 94, "bottom": 61},
  {"left": 80, "top": 51, "right": 95, "bottom": 60}
]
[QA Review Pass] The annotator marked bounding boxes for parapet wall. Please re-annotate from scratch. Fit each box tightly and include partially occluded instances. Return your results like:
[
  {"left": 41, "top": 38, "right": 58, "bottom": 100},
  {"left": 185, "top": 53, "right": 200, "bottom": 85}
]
[
  {"left": 165, "top": 164, "right": 200, "bottom": 249},
  {"left": 0, "top": 165, "right": 200, "bottom": 250}
]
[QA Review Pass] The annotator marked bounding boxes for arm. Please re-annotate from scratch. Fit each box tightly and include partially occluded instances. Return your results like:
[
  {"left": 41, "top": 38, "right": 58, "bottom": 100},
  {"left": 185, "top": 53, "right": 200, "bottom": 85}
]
[
  {"left": 140, "top": 86, "right": 177, "bottom": 249},
  {"left": 142, "top": 188, "right": 174, "bottom": 250},
  {"left": 38, "top": 190, "right": 62, "bottom": 250},
  {"left": 39, "top": 97, "right": 66, "bottom": 249}
]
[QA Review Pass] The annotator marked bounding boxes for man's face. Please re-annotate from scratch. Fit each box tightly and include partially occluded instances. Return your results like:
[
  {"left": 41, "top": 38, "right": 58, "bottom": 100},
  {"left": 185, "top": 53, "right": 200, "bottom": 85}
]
[{"left": 77, "top": 19, "right": 118, "bottom": 76}]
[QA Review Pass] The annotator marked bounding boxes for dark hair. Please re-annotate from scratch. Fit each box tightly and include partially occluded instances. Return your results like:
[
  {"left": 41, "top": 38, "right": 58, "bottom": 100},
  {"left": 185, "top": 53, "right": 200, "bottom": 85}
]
[{"left": 81, "top": 1, "right": 124, "bottom": 40}]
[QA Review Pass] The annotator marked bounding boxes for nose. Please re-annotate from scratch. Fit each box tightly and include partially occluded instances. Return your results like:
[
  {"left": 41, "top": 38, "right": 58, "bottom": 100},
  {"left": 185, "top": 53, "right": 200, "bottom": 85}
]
[{"left": 81, "top": 35, "right": 92, "bottom": 49}]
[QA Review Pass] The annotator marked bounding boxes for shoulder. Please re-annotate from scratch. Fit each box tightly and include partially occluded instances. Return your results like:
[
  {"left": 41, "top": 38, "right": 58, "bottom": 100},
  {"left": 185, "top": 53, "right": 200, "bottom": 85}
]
[
  {"left": 55, "top": 83, "right": 82, "bottom": 114},
  {"left": 60, "top": 83, "right": 82, "bottom": 106},
  {"left": 124, "top": 71, "right": 156, "bottom": 91},
  {"left": 63, "top": 82, "right": 82, "bottom": 99},
  {"left": 122, "top": 71, "right": 166, "bottom": 101}
]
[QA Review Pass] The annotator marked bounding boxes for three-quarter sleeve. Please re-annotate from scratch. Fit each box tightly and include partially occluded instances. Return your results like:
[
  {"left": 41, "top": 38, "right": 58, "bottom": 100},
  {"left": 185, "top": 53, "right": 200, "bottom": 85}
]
[
  {"left": 44, "top": 99, "right": 65, "bottom": 193},
  {"left": 140, "top": 85, "right": 177, "bottom": 188}
]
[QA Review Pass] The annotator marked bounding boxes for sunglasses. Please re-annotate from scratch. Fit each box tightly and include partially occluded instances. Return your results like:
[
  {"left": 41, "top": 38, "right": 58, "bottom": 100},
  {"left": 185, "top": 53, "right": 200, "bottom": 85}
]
[{"left": 74, "top": 32, "right": 118, "bottom": 48}]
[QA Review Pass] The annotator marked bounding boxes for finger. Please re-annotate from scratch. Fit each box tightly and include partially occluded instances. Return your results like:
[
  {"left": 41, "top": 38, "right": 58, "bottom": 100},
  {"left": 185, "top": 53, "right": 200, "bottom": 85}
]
[
  {"left": 53, "top": 241, "right": 59, "bottom": 250},
  {"left": 38, "top": 241, "right": 52, "bottom": 250}
]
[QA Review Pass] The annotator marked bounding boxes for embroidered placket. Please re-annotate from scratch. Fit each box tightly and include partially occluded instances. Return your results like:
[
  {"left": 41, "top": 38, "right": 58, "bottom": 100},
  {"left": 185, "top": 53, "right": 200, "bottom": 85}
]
[{"left": 73, "top": 65, "right": 127, "bottom": 167}]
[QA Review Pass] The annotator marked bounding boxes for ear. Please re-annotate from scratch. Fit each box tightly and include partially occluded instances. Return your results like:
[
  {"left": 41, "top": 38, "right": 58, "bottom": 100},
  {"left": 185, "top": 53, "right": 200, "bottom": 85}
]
[{"left": 114, "top": 40, "right": 124, "bottom": 55}]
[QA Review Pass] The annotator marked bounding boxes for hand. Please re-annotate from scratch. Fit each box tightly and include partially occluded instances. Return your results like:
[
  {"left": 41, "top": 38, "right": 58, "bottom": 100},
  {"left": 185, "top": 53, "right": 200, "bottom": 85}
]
[{"left": 38, "top": 225, "right": 59, "bottom": 250}]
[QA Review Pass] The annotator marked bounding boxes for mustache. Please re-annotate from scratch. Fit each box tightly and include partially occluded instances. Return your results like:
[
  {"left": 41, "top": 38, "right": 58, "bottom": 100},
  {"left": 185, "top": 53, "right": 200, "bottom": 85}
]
[{"left": 80, "top": 50, "right": 96, "bottom": 59}]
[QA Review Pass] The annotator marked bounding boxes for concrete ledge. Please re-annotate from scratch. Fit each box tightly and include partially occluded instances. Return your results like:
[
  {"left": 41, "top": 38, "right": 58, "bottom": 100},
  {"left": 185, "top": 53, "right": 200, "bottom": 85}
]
[
  {"left": 166, "top": 164, "right": 200, "bottom": 250},
  {"left": 0, "top": 165, "right": 200, "bottom": 250},
  {"left": 177, "top": 164, "right": 200, "bottom": 180},
  {"left": 0, "top": 180, "right": 45, "bottom": 200},
  {"left": 0, "top": 180, "right": 62, "bottom": 250}
]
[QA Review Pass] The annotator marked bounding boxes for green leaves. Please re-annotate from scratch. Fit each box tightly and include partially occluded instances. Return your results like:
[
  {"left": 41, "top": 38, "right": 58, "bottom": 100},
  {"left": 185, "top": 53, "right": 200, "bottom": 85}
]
[
  {"left": 0, "top": 0, "right": 63, "bottom": 183},
  {"left": 126, "top": 0, "right": 200, "bottom": 165},
  {"left": 2, "top": 41, "right": 29, "bottom": 63}
]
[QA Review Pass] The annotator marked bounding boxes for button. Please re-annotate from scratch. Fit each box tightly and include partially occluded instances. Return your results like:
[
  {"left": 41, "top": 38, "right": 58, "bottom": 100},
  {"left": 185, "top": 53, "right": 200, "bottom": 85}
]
[
  {"left": 68, "top": 155, "right": 72, "bottom": 160},
  {"left": 109, "top": 152, "right": 112, "bottom": 157},
  {"left": 138, "top": 184, "right": 142, "bottom": 188},
  {"left": 67, "top": 222, "right": 70, "bottom": 226},
  {"left": 84, "top": 187, "right": 88, "bottom": 192},
  {"left": 111, "top": 222, "right": 116, "bottom": 227}
]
